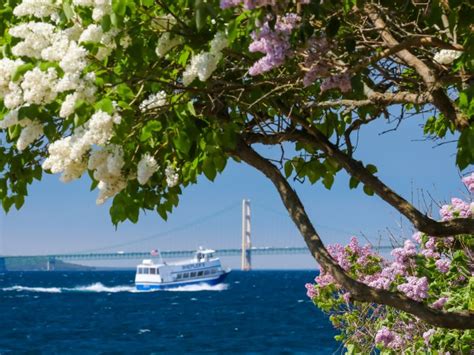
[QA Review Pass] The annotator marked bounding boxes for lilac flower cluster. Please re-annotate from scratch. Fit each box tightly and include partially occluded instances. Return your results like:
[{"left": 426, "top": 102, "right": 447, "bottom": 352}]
[
  {"left": 397, "top": 276, "right": 429, "bottom": 301},
  {"left": 220, "top": 0, "right": 310, "bottom": 9},
  {"left": 462, "top": 172, "right": 474, "bottom": 193},
  {"left": 247, "top": 13, "right": 300, "bottom": 76},
  {"left": 374, "top": 327, "right": 404, "bottom": 349},
  {"left": 439, "top": 197, "right": 472, "bottom": 221}
]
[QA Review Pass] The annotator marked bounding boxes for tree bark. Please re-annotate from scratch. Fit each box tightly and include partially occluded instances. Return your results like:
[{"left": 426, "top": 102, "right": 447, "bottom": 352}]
[{"left": 234, "top": 140, "right": 474, "bottom": 329}]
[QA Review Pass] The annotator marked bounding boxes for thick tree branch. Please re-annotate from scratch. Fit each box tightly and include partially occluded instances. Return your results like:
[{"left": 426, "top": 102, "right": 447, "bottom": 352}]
[
  {"left": 364, "top": 4, "right": 469, "bottom": 130},
  {"left": 305, "top": 90, "right": 431, "bottom": 109},
  {"left": 233, "top": 140, "right": 474, "bottom": 329},
  {"left": 244, "top": 126, "right": 474, "bottom": 237}
]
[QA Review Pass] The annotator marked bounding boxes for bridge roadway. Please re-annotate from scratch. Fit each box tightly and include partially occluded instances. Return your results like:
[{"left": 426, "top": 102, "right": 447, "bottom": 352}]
[{"left": 2, "top": 246, "right": 393, "bottom": 262}]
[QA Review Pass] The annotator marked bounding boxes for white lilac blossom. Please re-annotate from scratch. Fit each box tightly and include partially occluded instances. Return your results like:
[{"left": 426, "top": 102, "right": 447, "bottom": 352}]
[
  {"left": 139, "top": 91, "right": 167, "bottom": 112},
  {"left": 21, "top": 67, "right": 58, "bottom": 105},
  {"left": 182, "top": 32, "right": 228, "bottom": 86},
  {"left": 42, "top": 110, "right": 122, "bottom": 182},
  {"left": 137, "top": 153, "right": 159, "bottom": 185},
  {"left": 17, "top": 120, "right": 44, "bottom": 151},
  {"left": 433, "top": 49, "right": 462, "bottom": 65},
  {"left": 0, "top": 59, "right": 24, "bottom": 99},
  {"left": 88, "top": 146, "right": 126, "bottom": 204},
  {"left": 79, "top": 24, "right": 104, "bottom": 43},
  {"left": 165, "top": 166, "right": 179, "bottom": 187},
  {"left": 155, "top": 32, "right": 183, "bottom": 57},
  {"left": 13, "top": 0, "right": 60, "bottom": 19},
  {"left": 9, "top": 22, "right": 55, "bottom": 59}
]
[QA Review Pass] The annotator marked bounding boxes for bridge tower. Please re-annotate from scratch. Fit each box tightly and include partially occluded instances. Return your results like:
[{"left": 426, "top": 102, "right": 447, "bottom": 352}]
[
  {"left": 46, "top": 257, "right": 56, "bottom": 271},
  {"left": 241, "top": 199, "right": 252, "bottom": 271}
]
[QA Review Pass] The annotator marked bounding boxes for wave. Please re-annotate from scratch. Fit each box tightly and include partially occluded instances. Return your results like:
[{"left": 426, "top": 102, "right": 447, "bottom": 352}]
[
  {"left": 2, "top": 286, "right": 62, "bottom": 293},
  {"left": 69, "top": 283, "right": 136, "bottom": 293},
  {"left": 163, "top": 283, "right": 229, "bottom": 292},
  {"left": 2, "top": 282, "right": 228, "bottom": 293}
]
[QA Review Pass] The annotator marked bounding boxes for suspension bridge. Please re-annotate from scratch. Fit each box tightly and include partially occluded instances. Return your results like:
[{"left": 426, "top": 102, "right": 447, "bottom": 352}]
[{"left": 0, "top": 200, "right": 392, "bottom": 271}]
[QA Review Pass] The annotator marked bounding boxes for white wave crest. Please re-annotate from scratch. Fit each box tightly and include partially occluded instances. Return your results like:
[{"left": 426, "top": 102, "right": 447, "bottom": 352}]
[
  {"left": 2, "top": 286, "right": 62, "bottom": 293},
  {"left": 66, "top": 283, "right": 136, "bottom": 293},
  {"left": 164, "top": 283, "right": 229, "bottom": 292}
]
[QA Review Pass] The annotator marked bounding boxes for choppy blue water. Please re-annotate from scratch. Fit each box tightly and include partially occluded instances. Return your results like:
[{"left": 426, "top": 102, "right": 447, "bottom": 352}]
[{"left": 0, "top": 270, "right": 339, "bottom": 354}]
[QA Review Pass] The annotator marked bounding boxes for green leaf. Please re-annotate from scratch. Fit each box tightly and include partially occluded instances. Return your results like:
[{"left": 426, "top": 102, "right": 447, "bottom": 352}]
[
  {"left": 363, "top": 184, "right": 374, "bottom": 196},
  {"left": 112, "top": 0, "right": 127, "bottom": 16},
  {"left": 349, "top": 176, "right": 360, "bottom": 189},
  {"left": 140, "top": 121, "right": 162, "bottom": 142},
  {"left": 202, "top": 159, "right": 217, "bottom": 181},
  {"left": 173, "top": 132, "right": 192, "bottom": 155},
  {"left": 94, "top": 98, "right": 114, "bottom": 114},
  {"left": 284, "top": 161, "right": 293, "bottom": 178},
  {"left": 322, "top": 174, "right": 334, "bottom": 189},
  {"left": 62, "top": 0, "right": 74, "bottom": 21},
  {"left": 12, "top": 63, "right": 34, "bottom": 82},
  {"left": 366, "top": 164, "right": 378, "bottom": 174}
]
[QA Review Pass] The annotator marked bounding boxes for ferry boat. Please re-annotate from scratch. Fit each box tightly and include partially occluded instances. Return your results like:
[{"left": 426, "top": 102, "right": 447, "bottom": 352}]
[{"left": 135, "top": 248, "right": 230, "bottom": 291}]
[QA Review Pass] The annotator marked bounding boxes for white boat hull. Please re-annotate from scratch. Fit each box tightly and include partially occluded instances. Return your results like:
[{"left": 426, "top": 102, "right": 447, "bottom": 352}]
[{"left": 135, "top": 271, "right": 229, "bottom": 291}]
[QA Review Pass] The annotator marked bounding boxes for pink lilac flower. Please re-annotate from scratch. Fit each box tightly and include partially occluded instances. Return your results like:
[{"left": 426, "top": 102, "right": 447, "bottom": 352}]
[
  {"left": 431, "top": 297, "right": 448, "bottom": 309},
  {"left": 327, "top": 243, "right": 351, "bottom": 270},
  {"left": 397, "top": 276, "right": 429, "bottom": 301},
  {"left": 320, "top": 72, "right": 352, "bottom": 93},
  {"left": 248, "top": 13, "right": 300, "bottom": 76},
  {"left": 435, "top": 259, "right": 451, "bottom": 273},
  {"left": 421, "top": 237, "right": 440, "bottom": 259},
  {"left": 440, "top": 198, "right": 472, "bottom": 221},
  {"left": 462, "top": 172, "right": 474, "bottom": 193},
  {"left": 342, "top": 292, "right": 351, "bottom": 303},
  {"left": 423, "top": 329, "right": 436, "bottom": 346},
  {"left": 305, "top": 283, "right": 317, "bottom": 298},
  {"left": 315, "top": 270, "right": 335, "bottom": 287},
  {"left": 391, "top": 240, "right": 417, "bottom": 264},
  {"left": 412, "top": 232, "right": 423, "bottom": 244},
  {"left": 375, "top": 326, "right": 395, "bottom": 347}
]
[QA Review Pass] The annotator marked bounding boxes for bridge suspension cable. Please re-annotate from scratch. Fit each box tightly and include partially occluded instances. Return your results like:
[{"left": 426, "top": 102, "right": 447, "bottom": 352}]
[{"left": 76, "top": 201, "right": 241, "bottom": 254}]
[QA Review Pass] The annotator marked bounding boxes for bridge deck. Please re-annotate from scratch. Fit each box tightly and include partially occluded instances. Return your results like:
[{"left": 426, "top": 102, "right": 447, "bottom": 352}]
[{"left": 3, "top": 246, "right": 393, "bottom": 262}]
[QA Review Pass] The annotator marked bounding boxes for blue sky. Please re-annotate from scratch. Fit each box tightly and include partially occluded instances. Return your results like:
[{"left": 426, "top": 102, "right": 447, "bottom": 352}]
[{"left": 0, "top": 116, "right": 469, "bottom": 269}]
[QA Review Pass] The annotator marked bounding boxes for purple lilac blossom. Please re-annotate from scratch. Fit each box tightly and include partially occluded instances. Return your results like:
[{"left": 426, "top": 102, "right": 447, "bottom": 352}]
[
  {"left": 248, "top": 13, "right": 300, "bottom": 76},
  {"left": 397, "top": 276, "right": 429, "bottom": 301},
  {"left": 391, "top": 240, "right": 417, "bottom": 264},
  {"left": 320, "top": 72, "right": 352, "bottom": 93},
  {"left": 462, "top": 172, "right": 474, "bottom": 192},
  {"left": 412, "top": 231, "right": 423, "bottom": 244},
  {"left": 305, "top": 283, "right": 317, "bottom": 298},
  {"left": 422, "top": 329, "right": 436, "bottom": 346},
  {"left": 435, "top": 259, "right": 451, "bottom": 273},
  {"left": 431, "top": 297, "right": 448, "bottom": 309},
  {"left": 440, "top": 197, "right": 472, "bottom": 221},
  {"left": 375, "top": 327, "right": 395, "bottom": 347}
]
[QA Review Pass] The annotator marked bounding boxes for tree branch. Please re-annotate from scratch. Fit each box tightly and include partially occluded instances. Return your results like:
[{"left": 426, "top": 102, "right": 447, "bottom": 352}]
[
  {"left": 244, "top": 124, "right": 474, "bottom": 237},
  {"left": 233, "top": 140, "right": 474, "bottom": 329},
  {"left": 364, "top": 4, "right": 469, "bottom": 130}
]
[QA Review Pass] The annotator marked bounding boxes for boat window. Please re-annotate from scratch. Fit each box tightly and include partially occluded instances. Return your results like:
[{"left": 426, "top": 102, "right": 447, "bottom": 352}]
[
  {"left": 176, "top": 274, "right": 182, "bottom": 280},
  {"left": 183, "top": 273, "right": 189, "bottom": 278},
  {"left": 197, "top": 271, "right": 203, "bottom": 276},
  {"left": 190, "top": 272, "right": 196, "bottom": 278},
  {"left": 137, "top": 268, "right": 142, "bottom": 274},
  {"left": 150, "top": 268, "right": 156, "bottom": 275},
  {"left": 204, "top": 270, "right": 210, "bottom": 275},
  {"left": 144, "top": 268, "right": 149, "bottom": 274}
]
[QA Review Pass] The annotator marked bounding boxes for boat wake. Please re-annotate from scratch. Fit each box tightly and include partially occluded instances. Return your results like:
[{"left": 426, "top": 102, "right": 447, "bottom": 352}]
[
  {"left": 2, "top": 282, "right": 228, "bottom": 293},
  {"left": 164, "top": 283, "right": 229, "bottom": 292},
  {"left": 2, "top": 286, "right": 62, "bottom": 293}
]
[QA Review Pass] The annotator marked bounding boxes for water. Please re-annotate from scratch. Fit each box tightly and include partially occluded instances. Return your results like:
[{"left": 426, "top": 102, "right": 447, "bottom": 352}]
[{"left": 0, "top": 271, "right": 339, "bottom": 353}]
